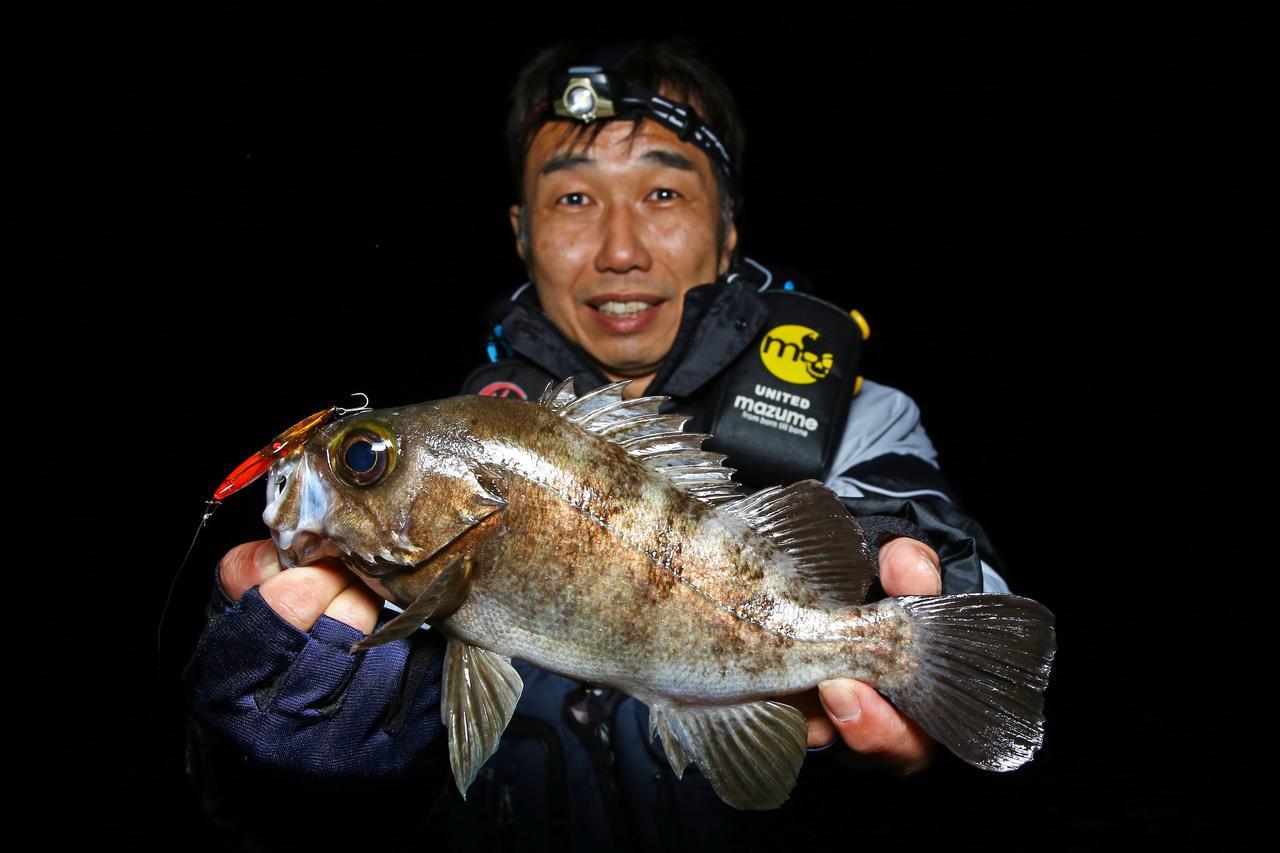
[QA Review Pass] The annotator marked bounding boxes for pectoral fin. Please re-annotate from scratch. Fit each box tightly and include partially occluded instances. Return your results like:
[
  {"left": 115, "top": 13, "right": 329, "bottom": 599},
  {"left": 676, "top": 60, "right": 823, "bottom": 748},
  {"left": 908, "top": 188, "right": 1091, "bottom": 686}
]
[
  {"left": 442, "top": 639, "right": 524, "bottom": 799},
  {"left": 349, "top": 555, "right": 473, "bottom": 652},
  {"left": 649, "top": 700, "right": 808, "bottom": 810}
]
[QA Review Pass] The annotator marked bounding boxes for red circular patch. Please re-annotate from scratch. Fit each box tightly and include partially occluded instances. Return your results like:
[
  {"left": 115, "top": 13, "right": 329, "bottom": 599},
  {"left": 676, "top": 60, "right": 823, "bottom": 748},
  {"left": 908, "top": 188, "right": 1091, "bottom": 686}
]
[{"left": 478, "top": 381, "right": 528, "bottom": 399}]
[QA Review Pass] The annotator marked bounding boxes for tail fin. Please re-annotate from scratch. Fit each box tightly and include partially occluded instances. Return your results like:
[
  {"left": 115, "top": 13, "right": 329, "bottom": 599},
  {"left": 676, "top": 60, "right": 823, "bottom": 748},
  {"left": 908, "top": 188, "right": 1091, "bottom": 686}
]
[{"left": 886, "top": 594, "right": 1057, "bottom": 771}]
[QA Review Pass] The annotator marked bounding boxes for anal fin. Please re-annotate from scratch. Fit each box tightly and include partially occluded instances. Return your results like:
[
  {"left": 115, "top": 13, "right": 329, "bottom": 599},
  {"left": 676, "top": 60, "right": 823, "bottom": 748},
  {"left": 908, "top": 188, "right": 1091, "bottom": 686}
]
[
  {"left": 649, "top": 699, "right": 808, "bottom": 810},
  {"left": 442, "top": 639, "right": 524, "bottom": 798}
]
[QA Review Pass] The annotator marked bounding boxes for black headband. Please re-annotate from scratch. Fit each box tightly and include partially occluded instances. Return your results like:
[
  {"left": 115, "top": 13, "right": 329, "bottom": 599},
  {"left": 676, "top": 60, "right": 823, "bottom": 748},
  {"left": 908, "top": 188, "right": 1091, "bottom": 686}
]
[{"left": 518, "top": 60, "right": 737, "bottom": 202}]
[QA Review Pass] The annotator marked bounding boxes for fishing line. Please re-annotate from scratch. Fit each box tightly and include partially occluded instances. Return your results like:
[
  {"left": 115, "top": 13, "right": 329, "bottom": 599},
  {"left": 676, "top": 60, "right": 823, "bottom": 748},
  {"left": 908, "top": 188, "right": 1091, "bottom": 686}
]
[
  {"left": 154, "top": 392, "right": 371, "bottom": 665},
  {"left": 156, "top": 498, "right": 221, "bottom": 661}
]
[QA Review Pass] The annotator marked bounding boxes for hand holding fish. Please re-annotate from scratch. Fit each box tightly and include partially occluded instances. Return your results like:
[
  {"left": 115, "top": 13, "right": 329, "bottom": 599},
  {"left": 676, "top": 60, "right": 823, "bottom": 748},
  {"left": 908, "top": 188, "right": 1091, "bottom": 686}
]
[
  {"left": 188, "top": 538, "right": 446, "bottom": 783},
  {"left": 785, "top": 535, "right": 941, "bottom": 774},
  {"left": 213, "top": 516, "right": 940, "bottom": 783},
  {"left": 218, "top": 539, "right": 383, "bottom": 634},
  {"left": 215, "top": 535, "right": 942, "bottom": 779},
  {"left": 238, "top": 378, "right": 1055, "bottom": 810}
]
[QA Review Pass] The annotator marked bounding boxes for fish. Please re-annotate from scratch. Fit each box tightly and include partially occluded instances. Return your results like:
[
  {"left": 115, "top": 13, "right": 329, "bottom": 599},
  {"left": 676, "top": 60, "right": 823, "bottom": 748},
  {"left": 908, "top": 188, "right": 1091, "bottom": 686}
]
[{"left": 259, "top": 378, "right": 1056, "bottom": 810}]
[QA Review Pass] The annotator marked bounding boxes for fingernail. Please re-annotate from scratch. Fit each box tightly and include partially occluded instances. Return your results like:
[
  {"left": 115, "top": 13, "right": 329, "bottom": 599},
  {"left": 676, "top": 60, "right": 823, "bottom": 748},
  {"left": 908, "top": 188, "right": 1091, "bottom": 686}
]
[
  {"left": 919, "top": 554, "right": 941, "bottom": 588},
  {"left": 254, "top": 541, "right": 281, "bottom": 580},
  {"left": 818, "top": 680, "right": 862, "bottom": 723}
]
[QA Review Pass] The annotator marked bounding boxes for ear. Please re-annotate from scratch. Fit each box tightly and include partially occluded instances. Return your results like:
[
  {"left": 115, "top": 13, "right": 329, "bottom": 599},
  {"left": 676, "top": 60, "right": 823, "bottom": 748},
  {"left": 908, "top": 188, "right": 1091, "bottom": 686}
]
[
  {"left": 509, "top": 204, "right": 526, "bottom": 262},
  {"left": 718, "top": 221, "right": 739, "bottom": 276}
]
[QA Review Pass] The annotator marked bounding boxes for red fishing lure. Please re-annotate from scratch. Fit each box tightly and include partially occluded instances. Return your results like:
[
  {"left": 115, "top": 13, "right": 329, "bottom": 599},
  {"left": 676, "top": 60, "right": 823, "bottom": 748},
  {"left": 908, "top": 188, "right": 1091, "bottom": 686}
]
[
  {"left": 213, "top": 394, "right": 372, "bottom": 501},
  {"left": 212, "top": 408, "right": 336, "bottom": 501}
]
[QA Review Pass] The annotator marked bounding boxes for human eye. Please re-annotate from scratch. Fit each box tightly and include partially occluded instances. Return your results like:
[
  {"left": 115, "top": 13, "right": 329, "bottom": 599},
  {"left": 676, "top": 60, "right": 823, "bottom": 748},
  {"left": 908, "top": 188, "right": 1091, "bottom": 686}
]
[
  {"left": 649, "top": 187, "right": 682, "bottom": 202},
  {"left": 556, "top": 191, "right": 590, "bottom": 206}
]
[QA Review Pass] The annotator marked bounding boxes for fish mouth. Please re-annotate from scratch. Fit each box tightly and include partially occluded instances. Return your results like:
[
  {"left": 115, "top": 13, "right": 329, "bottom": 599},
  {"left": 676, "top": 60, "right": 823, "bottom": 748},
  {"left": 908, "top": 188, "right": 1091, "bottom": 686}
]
[
  {"left": 340, "top": 550, "right": 420, "bottom": 578},
  {"left": 274, "top": 530, "right": 344, "bottom": 569},
  {"left": 274, "top": 529, "right": 420, "bottom": 579},
  {"left": 271, "top": 524, "right": 424, "bottom": 580}
]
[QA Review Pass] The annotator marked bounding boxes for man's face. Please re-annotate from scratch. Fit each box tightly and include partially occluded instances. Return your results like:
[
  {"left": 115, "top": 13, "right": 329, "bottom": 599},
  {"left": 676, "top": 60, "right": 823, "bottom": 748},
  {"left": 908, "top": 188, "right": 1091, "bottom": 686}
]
[{"left": 510, "top": 117, "right": 738, "bottom": 382}]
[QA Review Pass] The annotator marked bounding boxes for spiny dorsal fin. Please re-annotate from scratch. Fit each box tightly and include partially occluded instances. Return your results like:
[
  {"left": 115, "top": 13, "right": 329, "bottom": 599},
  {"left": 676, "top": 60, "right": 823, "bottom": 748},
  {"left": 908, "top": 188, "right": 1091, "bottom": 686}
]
[
  {"left": 537, "top": 377, "right": 580, "bottom": 409},
  {"left": 723, "top": 480, "right": 877, "bottom": 608},
  {"left": 542, "top": 377, "right": 745, "bottom": 506}
]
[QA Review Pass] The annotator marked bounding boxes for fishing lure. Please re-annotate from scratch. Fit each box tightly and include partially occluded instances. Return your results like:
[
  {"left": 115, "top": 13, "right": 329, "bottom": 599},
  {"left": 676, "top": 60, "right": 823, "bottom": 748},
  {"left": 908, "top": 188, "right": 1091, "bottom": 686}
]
[
  {"left": 214, "top": 398, "right": 369, "bottom": 500},
  {"left": 155, "top": 394, "right": 372, "bottom": 657}
]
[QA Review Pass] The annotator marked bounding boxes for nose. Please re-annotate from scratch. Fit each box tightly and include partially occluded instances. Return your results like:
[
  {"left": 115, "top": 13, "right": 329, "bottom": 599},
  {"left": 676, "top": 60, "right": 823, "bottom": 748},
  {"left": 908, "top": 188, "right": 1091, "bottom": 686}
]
[{"left": 594, "top": 202, "right": 651, "bottom": 274}]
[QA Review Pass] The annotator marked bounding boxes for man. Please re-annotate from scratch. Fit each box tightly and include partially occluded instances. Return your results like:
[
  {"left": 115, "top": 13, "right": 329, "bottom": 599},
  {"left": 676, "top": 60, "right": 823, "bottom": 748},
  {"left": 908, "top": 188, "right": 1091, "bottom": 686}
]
[{"left": 186, "top": 40, "right": 1010, "bottom": 850}]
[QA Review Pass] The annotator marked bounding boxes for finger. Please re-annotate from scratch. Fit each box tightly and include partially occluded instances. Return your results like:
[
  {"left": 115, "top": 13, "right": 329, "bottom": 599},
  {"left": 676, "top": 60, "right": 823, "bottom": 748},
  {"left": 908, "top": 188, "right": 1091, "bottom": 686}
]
[
  {"left": 218, "top": 539, "right": 282, "bottom": 602},
  {"left": 776, "top": 687, "right": 838, "bottom": 748},
  {"left": 878, "top": 537, "right": 942, "bottom": 596},
  {"left": 259, "top": 559, "right": 355, "bottom": 632},
  {"left": 818, "top": 678, "right": 936, "bottom": 775},
  {"left": 321, "top": 579, "right": 384, "bottom": 634}
]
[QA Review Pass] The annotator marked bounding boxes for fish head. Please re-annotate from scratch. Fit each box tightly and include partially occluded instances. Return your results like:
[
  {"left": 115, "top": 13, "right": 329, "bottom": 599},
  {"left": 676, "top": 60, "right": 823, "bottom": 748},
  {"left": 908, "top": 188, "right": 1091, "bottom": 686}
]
[{"left": 261, "top": 401, "right": 505, "bottom": 595}]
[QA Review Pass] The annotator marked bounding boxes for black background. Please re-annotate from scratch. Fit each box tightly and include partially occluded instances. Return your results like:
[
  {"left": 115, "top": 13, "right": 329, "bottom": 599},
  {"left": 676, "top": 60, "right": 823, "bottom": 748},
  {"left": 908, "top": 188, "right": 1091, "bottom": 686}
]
[{"left": 25, "top": 1, "right": 1267, "bottom": 848}]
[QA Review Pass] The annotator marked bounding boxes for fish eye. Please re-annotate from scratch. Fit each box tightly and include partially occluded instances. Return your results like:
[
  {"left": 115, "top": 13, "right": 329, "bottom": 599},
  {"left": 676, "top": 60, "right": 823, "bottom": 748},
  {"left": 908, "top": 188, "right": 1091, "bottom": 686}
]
[{"left": 328, "top": 421, "right": 397, "bottom": 487}]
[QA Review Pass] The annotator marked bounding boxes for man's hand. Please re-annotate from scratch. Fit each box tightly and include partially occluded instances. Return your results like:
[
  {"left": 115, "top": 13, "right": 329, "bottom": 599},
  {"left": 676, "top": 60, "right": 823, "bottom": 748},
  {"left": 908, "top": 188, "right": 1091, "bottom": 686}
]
[
  {"left": 780, "top": 535, "right": 941, "bottom": 775},
  {"left": 219, "top": 539, "right": 384, "bottom": 635},
  {"left": 189, "top": 539, "right": 448, "bottom": 780}
]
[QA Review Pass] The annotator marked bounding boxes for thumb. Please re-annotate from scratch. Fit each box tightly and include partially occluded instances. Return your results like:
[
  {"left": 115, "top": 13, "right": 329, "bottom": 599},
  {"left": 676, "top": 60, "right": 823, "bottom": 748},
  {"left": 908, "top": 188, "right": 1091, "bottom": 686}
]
[
  {"left": 877, "top": 536, "right": 942, "bottom": 596},
  {"left": 818, "top": 677, "right": 935, "bottom": 774},
  {"left": 219, "top": 539, "right": 282, "bottom": 602}
]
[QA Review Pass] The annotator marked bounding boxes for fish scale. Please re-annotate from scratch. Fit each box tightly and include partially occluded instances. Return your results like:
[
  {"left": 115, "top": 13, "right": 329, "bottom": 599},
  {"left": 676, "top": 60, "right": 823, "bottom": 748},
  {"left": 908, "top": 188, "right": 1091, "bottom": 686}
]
[
  {"left": 438, "top": 477, "right": 846, "bottom": 702},
  {"left": 263, "top": 378, "right": 1056, "bottom": 810}
]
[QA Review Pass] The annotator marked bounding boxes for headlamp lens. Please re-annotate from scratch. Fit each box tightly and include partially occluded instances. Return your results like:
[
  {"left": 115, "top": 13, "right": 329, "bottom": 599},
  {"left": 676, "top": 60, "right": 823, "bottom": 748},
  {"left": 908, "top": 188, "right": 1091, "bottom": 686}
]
[{"left": 566, "top": 86, "right": 596, "bottom": 118}]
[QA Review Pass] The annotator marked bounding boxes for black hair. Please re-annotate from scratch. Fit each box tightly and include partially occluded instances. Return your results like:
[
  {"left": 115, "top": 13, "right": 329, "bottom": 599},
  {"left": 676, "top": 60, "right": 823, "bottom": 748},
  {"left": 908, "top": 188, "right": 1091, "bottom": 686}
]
[{"left": 505, "top": 39, "right": 745, "bottom": 267}]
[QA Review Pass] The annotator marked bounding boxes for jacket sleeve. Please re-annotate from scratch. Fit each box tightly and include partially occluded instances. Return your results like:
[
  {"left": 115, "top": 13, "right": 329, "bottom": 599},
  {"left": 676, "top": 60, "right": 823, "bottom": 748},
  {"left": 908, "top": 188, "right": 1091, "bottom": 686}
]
[
  {"left": 183, "top": 563, "right": 447, "bottom": 778},
  {"left": 824, "top": 379, "right": 1011, "bottom": 595}
]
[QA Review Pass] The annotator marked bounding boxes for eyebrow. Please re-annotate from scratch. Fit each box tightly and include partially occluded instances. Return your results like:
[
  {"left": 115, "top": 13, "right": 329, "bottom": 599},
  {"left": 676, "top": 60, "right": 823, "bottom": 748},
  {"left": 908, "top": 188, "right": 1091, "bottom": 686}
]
[
  {"left": 538, "top": 148, "right": 698, "bottom": 177},
  {"left": 539, "top": 153, "right": 594, "bottom": 176},
  {"left": 639, "top": 149, "right": 697, "bottom": 172}
]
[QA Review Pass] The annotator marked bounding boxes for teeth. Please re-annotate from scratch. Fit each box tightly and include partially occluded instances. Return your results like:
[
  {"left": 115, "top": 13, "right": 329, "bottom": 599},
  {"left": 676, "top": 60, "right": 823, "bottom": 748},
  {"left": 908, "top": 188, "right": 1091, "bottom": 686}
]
[{"left": 597, "top": 300, "right": 653, "bottom": 316}]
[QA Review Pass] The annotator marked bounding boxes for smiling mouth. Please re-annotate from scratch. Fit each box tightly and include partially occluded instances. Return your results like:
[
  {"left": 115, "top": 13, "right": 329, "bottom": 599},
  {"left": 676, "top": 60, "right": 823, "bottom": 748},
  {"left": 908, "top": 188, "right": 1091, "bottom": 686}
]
[
  {"left": 594, "top": 299, "right": 659, "bottom": 316},
  {"left": 585, "top": 293, "right": 667, "bottom": 332}
]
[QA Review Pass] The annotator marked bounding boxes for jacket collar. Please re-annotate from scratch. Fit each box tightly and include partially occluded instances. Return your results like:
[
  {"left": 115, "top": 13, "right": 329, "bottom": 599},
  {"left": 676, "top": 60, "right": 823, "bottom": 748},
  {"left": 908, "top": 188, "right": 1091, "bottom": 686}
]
[{"left": 495, "top": 275, "right": 772, "bottom": 398}]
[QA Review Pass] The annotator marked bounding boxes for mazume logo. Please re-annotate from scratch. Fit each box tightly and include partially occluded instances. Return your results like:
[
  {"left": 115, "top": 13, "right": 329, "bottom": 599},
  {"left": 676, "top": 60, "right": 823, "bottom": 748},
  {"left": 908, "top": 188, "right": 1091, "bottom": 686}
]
[{"left": 759, "top": 325, "right": 834, "bottom": 384}]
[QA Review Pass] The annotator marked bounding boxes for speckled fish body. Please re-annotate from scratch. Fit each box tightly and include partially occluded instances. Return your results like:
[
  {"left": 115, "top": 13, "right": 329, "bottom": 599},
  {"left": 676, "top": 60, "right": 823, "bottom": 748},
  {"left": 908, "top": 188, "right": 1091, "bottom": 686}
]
[{"left": 262, "top": 379, "right": 1056, "bottom": 810}]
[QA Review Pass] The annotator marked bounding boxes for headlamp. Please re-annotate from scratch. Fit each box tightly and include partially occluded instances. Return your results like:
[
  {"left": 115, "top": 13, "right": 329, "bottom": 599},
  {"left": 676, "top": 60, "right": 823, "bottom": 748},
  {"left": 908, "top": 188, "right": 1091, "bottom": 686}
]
[
  {"left": 540, "top": 64, "right": 735, "bottom": 188},
  {"left": 552, "top": 69, "right": 618, "bottom": 123}
]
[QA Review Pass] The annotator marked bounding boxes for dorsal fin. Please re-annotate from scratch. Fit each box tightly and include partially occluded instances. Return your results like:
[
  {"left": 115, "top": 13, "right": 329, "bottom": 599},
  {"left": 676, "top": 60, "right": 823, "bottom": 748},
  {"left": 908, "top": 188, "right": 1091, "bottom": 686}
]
[
  {"left": 540, "top": 377, "right": 745, "bottom": 506},
  {"left": 723, "top": 480, "right": 878, "bottom": 608},
  {"left": 537, "top": 377, "right": 582, "bottom": 410}
]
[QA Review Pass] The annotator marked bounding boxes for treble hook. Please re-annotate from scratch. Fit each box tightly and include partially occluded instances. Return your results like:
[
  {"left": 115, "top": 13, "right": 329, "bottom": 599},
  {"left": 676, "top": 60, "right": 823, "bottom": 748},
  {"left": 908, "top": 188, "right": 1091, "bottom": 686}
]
[{"left": 335, "top": 392, "right": 371, "bottom": 416}]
